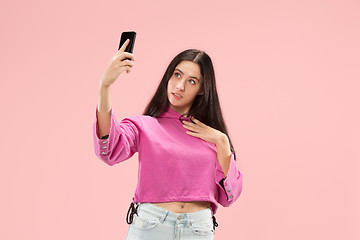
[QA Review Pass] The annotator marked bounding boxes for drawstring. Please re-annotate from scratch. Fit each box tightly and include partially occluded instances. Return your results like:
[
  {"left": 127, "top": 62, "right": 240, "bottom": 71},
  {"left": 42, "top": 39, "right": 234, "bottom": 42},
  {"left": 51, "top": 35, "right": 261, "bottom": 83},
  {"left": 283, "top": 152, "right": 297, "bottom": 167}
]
[
  {"left": 212, "top": 215, "right": 218, "bottom": 230},
  {"left": 126, "top": 198, "right": 139, "bottom": 224}
]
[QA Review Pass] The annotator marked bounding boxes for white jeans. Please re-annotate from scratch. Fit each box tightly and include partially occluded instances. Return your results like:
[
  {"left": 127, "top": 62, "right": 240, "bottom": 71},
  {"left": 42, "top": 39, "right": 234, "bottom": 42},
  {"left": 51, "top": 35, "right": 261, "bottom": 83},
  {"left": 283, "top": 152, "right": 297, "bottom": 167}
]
[{"left": 126, "top": 202, "right": 216, "bottom": 240}]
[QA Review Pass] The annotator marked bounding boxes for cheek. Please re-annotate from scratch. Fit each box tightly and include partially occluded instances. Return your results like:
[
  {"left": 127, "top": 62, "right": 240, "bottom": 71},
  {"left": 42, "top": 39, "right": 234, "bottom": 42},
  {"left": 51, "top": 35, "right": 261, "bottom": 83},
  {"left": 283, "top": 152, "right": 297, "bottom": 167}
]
[
  {"left": 167, "top": 78, "right": 174, "bottom": 89},
  {"left": 191, "top": 86, "right": 201, "bottom": 96},
  {"left": 167, "top": 79, "right": 178, "bottom": 94},
  {"left": 167, "top": 80, "right": 172, "bottom": 91}
]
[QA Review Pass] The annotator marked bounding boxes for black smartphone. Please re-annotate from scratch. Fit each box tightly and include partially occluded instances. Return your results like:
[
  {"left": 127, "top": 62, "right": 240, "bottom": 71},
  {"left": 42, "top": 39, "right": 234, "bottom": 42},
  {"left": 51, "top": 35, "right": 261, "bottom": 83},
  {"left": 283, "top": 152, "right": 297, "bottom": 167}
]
[{"left": 118, "top": 31, "right": 136, "bottom": 57}]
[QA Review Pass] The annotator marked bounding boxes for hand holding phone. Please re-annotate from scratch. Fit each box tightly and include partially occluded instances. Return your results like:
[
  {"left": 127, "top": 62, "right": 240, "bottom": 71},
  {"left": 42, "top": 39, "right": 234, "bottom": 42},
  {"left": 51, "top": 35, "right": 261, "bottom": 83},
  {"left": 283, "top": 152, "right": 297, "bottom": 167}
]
[
  {"left": 100, "top": 33, "right": 136, "bottom": 87},
  {"left": 119, "top": 31, "right": 136, "bottom": 60}
]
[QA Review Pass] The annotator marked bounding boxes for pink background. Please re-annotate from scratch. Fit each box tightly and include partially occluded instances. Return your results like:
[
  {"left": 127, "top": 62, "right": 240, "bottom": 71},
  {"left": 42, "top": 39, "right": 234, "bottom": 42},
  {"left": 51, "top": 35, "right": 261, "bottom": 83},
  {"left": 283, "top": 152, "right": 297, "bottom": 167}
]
[{"left": 1, "top": 0, "right": 359, "bottom": 239}]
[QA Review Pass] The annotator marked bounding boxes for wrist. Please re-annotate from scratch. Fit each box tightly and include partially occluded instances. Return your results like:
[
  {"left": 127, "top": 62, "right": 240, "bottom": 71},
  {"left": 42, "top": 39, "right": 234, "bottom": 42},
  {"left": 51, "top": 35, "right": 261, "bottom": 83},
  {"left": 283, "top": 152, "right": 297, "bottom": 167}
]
[
  {"left": 100, "top": 82, "right": 111, "bottom": 89},
  {"left": 215, "top": 134, "right": 229, "bottom": 146}
]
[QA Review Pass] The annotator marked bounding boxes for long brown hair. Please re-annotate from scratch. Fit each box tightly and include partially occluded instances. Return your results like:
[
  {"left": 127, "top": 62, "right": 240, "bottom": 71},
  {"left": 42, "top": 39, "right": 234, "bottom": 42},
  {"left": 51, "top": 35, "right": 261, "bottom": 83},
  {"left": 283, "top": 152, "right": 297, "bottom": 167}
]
[{"left": 142, "top": 49, "right": 237, "bottom": 161}]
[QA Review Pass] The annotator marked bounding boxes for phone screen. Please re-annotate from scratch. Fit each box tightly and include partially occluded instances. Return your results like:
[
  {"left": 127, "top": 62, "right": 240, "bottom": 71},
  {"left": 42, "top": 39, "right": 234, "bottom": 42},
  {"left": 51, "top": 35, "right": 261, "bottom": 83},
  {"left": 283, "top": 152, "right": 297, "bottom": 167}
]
[{"left": 119, "top": 31, "right": 136, "bottom": 52}]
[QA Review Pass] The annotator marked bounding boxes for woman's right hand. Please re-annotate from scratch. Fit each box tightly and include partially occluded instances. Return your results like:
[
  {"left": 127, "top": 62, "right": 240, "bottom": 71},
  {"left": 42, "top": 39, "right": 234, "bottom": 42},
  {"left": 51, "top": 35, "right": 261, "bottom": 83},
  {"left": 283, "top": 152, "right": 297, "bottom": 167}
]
[{"left": 100, "top": 39, "right": 135, "bottom": 88}]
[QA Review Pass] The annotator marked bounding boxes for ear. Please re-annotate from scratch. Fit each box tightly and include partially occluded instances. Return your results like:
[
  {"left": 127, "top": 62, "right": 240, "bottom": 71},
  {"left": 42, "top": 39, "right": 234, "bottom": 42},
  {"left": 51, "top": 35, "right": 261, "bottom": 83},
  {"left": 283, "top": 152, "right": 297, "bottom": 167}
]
[
  {"left": 197, "top": 87, "right": 204, "bottom": 95},
  {"left": 198, "top": 81, "right": 204, "bottom": 95}
]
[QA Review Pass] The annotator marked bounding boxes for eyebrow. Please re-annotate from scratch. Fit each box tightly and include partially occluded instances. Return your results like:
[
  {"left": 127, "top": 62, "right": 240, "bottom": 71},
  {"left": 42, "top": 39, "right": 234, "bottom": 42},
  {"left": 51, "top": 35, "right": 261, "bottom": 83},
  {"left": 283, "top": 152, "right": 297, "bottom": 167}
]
[{"left": 175, "top": 68, "right": 200, "bottom": 82}]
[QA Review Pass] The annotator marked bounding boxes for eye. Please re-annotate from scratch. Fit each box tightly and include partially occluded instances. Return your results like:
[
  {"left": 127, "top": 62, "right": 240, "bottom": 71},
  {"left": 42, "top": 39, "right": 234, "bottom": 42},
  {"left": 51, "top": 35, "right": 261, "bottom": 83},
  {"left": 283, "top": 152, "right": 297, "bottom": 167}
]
[
  {"left": 189, "top": 79, "right": 196, "bottom": 85},
  {"left": 174, "top": 72, "right": 181, "bottom": 78}
]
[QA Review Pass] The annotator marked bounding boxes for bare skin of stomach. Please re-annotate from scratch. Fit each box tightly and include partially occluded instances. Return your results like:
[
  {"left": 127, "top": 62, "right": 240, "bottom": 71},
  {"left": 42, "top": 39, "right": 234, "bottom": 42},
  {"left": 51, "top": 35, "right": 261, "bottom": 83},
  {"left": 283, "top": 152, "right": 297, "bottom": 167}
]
[{"left": 151, "top": 201, "right": 211, "bottom": 213}]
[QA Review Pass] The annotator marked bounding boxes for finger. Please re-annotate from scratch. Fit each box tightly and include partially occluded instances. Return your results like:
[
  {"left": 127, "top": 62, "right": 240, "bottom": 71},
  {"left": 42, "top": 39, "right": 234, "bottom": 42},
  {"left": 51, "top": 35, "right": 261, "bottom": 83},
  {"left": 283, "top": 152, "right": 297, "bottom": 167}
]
[
  {"left": 184, "top": 120, "right": 201, "bottom": 129},
  {"left": 118, "top": 52, "right": 135, "bottom": 61},
  {"left": 182, "top": 122, "right": 196, "bottom": 130},
  {"left": 191, "top": 117, "right": 205, "bottom": 126},
  {"left": 182, "top": 124, "right": 190, "bottom": 129},
  {"left": 119, "top": 59, "right": 134, "bottom": 67},
  {"left": 183, "top": 124, "right": 201, "bottom": 133},
  {"left": 186, "top": 131, "right": 200, "bottom": 137},
  {"left": 117, "top": 59, "right": 134, "bottom": 70},
  {"left": 118, "top": 39, "right": 130, "bottom": 53}
]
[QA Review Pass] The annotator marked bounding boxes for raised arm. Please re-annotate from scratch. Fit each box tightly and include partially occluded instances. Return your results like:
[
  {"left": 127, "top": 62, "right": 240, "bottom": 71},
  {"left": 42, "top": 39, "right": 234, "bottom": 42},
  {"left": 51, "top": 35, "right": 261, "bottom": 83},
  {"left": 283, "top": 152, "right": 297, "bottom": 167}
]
[
  {"left": 93, "top": 38, "right": 137, "bottom": 166},
  {"left": 96, "top": 38, "right": 135, "bottom": 138},
  {"left": 96, "top": 85, "right": 112, "bottom": 139}
]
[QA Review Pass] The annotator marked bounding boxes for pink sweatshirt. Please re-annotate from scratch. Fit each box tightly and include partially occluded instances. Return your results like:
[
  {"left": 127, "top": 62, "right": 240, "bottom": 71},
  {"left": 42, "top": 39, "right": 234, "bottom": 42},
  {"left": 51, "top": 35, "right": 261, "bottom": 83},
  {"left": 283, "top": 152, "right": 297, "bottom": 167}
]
[{"left": 93, "top": 105, "right": 243, "bottom": 215}]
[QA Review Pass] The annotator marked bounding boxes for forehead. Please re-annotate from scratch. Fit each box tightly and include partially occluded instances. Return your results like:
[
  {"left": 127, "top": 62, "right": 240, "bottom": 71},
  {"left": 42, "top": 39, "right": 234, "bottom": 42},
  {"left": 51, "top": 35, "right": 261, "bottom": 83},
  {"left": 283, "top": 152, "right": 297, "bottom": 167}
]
[{"left": 175, "top": 61, "right": 202, "bottom": 80}]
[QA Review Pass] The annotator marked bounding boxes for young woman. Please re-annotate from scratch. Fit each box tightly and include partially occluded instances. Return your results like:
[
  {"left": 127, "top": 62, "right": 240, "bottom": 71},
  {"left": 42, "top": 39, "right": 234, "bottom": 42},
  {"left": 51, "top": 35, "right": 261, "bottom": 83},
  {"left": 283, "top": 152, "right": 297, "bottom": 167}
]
[{"left": 93, "top": 39, "right": 243, "bottom": 239}]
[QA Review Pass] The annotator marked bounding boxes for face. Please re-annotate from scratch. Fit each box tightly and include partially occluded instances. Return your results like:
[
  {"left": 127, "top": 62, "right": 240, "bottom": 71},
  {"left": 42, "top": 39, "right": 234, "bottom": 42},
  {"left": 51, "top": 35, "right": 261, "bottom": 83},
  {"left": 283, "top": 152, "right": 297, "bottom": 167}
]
[{"left": 167, "top": 60, "right": 203, "bottom": 115}]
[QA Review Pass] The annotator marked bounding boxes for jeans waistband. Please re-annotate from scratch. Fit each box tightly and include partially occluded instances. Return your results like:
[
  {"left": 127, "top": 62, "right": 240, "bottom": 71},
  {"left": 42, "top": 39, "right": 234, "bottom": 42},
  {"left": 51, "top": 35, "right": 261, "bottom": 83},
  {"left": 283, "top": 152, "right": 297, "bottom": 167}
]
[{"left": 137, "top": 202, "right": 213, "bottom": 223}]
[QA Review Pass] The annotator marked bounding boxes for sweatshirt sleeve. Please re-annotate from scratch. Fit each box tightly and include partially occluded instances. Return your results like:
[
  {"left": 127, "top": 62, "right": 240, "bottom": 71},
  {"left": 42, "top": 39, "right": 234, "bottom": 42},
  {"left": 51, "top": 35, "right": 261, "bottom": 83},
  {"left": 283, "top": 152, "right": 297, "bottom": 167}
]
[
  {"left": 93, "top": 105, "right": 141, "bottom": 166},
  {"left": 214, "top": 152, "right": 243, "bottom": 207}
]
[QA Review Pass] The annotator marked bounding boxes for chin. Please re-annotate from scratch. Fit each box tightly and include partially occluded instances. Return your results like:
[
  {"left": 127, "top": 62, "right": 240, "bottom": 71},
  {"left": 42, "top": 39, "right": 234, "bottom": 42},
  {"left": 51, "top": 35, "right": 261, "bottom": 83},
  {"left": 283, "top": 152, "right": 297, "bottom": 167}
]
[{"left": 168, "top": 101, "right": 181, "bottom": 109}]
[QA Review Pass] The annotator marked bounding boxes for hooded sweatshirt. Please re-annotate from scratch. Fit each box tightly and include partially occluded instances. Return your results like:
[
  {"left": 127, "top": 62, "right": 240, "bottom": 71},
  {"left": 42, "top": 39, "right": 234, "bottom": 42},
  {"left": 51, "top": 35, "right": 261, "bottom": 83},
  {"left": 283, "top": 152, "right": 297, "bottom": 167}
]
[{"left": 93, "top": 105, "right": 243, "bottom": 215}]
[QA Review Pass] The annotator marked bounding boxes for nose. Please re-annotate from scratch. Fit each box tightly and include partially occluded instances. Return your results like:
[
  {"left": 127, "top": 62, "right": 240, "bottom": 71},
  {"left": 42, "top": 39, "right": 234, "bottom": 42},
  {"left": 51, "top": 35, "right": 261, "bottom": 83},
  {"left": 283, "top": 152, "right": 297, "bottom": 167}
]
[{"left": 176, "top": 79, "right": 185, "bottom": 91}]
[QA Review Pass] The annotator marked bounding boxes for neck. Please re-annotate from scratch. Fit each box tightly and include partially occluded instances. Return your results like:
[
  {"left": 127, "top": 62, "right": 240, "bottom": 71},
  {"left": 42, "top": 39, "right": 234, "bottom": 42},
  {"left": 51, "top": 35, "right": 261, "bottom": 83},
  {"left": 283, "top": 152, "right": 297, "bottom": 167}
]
[{"left": 169, "top": 105, "right": 190, "bottom": 116}]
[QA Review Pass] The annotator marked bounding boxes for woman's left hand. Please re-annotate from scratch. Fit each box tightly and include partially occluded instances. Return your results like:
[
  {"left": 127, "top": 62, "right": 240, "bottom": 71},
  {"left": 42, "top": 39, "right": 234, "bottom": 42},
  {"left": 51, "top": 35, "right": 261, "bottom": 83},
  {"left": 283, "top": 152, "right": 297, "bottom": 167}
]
[{"left": 182, "top": 116, "right": 226, "bottom": 145}]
